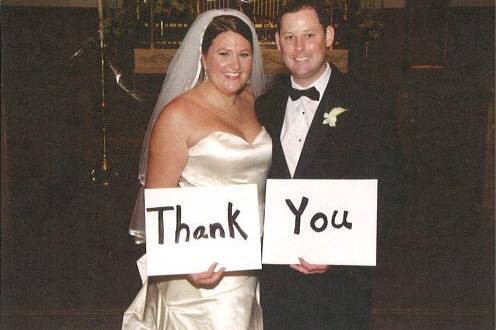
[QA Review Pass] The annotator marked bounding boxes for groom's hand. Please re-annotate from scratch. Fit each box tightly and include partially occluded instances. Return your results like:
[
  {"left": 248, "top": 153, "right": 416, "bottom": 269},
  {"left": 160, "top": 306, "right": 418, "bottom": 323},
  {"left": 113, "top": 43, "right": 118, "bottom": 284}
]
[{"left": 290, "top": 257, "right": 330, "bottom": 275}]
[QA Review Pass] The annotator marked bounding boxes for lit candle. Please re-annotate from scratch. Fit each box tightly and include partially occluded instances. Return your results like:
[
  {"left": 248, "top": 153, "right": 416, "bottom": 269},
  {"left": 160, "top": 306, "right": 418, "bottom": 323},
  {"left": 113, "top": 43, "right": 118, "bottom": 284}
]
[
  {"left": 98, "top": 0, "right": 104, "bottom": 43},
  {"left": 344, "top": 0, "right": 348, "bottom": 21},
  {"left": 136, "top": 0, "right": 140, "bottom": 20}
]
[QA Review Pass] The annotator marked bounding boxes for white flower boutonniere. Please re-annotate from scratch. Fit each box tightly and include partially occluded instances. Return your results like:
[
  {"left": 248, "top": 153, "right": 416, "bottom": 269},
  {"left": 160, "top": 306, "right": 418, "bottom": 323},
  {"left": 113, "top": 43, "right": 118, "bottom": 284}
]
[{"left": 322, "top": 107, "right": 348, "bottom": 127}]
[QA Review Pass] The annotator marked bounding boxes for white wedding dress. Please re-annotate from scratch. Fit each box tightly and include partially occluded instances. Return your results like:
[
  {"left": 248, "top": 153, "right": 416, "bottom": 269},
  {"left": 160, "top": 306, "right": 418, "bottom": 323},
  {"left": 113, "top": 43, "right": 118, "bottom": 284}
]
[{"left": 123, "top": 127, "right": 272, "bottom": 330}]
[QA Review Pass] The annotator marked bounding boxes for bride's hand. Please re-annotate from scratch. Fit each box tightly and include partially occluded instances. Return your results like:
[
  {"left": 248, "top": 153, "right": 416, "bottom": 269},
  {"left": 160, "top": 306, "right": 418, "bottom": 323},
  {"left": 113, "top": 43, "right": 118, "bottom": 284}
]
[{"left": 186, "top": 263, "right": 225, "bottom": 289}]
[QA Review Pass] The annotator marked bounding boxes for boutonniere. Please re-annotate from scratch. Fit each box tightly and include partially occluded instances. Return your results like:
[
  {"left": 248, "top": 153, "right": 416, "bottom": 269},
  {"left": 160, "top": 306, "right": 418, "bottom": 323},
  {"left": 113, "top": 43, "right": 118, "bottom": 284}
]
[{"left": 322, "top": 107, "right": 348, "bottom": 127}]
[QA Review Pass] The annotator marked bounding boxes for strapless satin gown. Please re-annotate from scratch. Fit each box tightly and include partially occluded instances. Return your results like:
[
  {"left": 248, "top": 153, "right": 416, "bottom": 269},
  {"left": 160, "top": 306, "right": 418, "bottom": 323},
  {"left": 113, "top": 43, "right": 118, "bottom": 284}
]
[{"left": 122, "top": 128, "right": 272, "bottom": 330}]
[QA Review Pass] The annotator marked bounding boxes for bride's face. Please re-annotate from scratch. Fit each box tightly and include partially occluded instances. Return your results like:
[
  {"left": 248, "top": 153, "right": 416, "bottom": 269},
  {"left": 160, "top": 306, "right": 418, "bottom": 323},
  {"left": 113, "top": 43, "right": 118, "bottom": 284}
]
[{"left": 202, "top": 31, "right": 253, "bottom": 96}]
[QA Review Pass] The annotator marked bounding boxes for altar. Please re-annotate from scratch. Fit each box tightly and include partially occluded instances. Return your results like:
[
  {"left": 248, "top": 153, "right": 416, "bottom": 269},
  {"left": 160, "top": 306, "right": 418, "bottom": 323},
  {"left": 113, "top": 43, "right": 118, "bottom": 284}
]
[{"left": 134, "top": 48, "right": 349, "bottom": 74}]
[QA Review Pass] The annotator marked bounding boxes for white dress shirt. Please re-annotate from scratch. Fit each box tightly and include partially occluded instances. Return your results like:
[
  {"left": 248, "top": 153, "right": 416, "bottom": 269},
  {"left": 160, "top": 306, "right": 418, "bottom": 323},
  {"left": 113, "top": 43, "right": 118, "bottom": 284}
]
[{"left": 281, "top": 63, "right": 332, "bottom": 177}]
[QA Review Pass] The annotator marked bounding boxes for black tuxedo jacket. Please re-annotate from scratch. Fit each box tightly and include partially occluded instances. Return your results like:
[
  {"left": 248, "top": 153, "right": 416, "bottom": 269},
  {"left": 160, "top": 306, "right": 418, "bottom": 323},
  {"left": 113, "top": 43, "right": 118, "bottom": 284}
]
[
  {"left": 257, "top": 66, "right": 389, "bottom": 181},
  {"left": 256, "top": 66, "right": 396, "bottom": 329}
]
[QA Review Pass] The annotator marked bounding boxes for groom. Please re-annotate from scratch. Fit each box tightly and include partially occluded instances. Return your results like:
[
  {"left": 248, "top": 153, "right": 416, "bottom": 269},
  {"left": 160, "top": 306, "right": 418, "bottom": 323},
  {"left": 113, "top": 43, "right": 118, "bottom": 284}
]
[{"left": 256, "top": 0, "right": 395, "bottom": 329}]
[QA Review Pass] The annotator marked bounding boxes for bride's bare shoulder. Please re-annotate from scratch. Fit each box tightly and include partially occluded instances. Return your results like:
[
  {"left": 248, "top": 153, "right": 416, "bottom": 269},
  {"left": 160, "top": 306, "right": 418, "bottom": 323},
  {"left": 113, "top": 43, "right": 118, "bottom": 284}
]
[{"left": 154, "top": 92, "right": 204, "bottom": 129}]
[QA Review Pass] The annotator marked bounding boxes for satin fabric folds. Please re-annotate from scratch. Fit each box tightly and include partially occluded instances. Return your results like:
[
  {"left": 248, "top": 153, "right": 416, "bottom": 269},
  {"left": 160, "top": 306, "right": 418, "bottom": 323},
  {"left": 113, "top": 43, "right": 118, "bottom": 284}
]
[
  {"left": 123, "top": 128, "right": 272, "bottom": 330},
  {"left": 123, "top": 273, "right": 262, "bottom": 330}
]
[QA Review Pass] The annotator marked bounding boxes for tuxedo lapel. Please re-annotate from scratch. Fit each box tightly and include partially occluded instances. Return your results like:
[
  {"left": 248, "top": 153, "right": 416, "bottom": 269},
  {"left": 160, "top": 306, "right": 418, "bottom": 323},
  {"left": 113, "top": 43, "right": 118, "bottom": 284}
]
[
  {"left": 266, "top": 86, "right": 291, "bottom": 179},
  {"left": 293, "top": 68, "right": 347, "bottom": 178}
]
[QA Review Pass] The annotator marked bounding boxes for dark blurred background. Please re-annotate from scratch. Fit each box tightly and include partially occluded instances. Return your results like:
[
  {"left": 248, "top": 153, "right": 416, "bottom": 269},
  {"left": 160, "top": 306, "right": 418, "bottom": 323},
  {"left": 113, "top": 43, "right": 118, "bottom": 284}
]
[{"left": 1, "top": 0, "right": 494, "bottom": 329}]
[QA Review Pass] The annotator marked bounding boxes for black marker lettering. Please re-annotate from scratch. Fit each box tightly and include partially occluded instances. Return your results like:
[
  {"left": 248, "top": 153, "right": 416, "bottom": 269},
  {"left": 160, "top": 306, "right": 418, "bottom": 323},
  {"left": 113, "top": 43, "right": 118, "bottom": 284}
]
[
  {"left": 227, "top": 202, "right": 248, "bottom": 240},
  {"left": 209, "top": 222, "right": 225, "bottom": 238},
  {"left": 331, "top": 210, "right": 352, "bottom": 229},
  {"left": 175, "top": 205, "right": 190, "bottom": 243},
  {"left": 146, "top": 206, "right": 174, "bottom": 244},
  {"left": 285, "top": 197, "right": 309, "bottom": 234},
  {"left": 193, "top": 225, "right": 208, "bottom": 239},
  {"left": 310, "top": 212, "right": 328, "bottom": 232}
]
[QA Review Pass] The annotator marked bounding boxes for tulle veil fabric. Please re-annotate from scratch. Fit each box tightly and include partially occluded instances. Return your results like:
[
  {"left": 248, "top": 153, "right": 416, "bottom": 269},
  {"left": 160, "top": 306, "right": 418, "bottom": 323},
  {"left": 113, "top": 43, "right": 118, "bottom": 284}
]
[{"left": 129, "top": 9, "right": 266, "bottom": 243}]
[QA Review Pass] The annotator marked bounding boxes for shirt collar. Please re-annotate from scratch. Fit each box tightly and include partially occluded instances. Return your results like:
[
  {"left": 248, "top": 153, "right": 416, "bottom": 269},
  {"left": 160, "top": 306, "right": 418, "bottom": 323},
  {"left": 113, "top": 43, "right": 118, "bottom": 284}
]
[{"left": 290, "top": 63, "right": 332, "bottom": 100}]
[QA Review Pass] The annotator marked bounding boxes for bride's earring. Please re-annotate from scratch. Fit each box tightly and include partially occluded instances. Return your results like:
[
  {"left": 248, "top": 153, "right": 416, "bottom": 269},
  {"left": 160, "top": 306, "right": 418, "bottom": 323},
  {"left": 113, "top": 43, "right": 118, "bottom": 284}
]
[{"left": 201, "top": 56, "right": 209, "bottom": 83}]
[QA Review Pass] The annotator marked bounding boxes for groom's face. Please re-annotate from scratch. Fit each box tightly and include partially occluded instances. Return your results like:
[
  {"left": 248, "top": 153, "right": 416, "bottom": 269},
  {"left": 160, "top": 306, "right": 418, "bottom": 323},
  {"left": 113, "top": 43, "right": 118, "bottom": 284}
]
[{"left": 276, "top": 7, "right": 334, "bottom": 87}]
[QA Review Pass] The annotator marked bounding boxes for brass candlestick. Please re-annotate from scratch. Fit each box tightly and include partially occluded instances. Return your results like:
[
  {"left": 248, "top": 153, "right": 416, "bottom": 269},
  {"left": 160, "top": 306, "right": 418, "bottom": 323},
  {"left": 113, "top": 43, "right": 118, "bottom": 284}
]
[{"left": 90, "top": 0, "right": 118, "bottom": 186}]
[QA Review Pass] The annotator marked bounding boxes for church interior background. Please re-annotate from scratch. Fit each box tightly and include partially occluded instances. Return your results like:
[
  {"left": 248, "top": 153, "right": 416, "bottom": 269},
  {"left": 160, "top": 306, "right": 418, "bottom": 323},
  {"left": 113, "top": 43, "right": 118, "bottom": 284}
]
[{"left": 1, "top": 0, "right": 494, "bottom": 328}]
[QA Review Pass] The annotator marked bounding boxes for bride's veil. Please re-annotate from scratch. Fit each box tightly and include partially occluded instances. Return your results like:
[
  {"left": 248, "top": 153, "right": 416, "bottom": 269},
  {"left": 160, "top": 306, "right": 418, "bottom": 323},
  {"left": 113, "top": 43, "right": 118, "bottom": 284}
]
[{"left": 129, "top": 9, "right": 266, "bottom": 243}]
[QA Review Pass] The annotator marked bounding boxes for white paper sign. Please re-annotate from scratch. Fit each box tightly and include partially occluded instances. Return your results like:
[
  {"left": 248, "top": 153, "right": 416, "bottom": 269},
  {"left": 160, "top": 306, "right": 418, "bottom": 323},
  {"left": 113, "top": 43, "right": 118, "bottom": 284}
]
[
  {"left": 262, "top": 179, "right": 377, "bottom": 266},
  {"left": 145, "top": 184, "right": 261, "bottom": 276}
]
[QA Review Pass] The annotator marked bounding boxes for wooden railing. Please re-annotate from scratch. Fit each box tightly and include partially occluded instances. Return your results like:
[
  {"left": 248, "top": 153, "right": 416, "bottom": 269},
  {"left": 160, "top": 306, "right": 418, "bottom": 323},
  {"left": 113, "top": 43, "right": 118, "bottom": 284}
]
[{"left": 134, "top": 48, "right": 349, "bottom": 74}]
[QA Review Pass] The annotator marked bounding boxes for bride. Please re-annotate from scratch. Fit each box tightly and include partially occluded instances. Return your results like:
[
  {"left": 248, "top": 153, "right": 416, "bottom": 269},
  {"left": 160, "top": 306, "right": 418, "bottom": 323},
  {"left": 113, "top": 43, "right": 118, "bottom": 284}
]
[{"left": 122, "top": 9, "right": 271, "bottom": 330}]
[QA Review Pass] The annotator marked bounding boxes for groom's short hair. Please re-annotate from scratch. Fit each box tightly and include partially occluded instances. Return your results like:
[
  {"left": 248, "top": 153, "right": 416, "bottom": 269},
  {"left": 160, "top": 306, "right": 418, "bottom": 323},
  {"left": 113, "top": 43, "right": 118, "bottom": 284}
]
[{"left": 276, "top": 0, "right": 331, "bottom": 32}]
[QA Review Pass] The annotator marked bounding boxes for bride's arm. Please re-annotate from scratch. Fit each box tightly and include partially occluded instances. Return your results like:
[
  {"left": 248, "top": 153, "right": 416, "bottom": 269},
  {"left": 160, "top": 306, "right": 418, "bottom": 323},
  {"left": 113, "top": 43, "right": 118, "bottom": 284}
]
[
  {"left": 145, "top": 100, "right": 225, "bottom": 288},
  {"left": 146, "top": 101, "right": 189, "bottom": 189}
]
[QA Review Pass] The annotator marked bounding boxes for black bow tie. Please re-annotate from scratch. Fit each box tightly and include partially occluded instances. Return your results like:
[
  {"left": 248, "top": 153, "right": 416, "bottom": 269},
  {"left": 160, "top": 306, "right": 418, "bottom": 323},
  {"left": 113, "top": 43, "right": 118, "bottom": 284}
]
[{"left": 288, "top": 86, "right": 320, "bottom": 101}]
